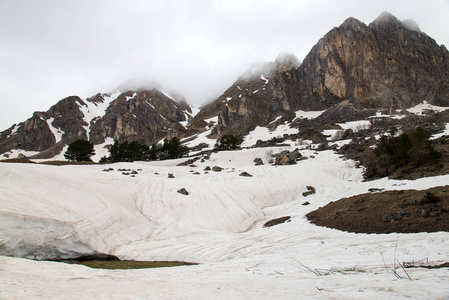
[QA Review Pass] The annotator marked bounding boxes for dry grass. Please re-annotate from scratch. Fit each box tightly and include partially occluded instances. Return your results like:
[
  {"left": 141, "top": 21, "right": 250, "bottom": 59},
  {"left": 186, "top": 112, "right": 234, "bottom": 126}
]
[{"left": 307, "top": 186, "right": 449, "bottom": 234}]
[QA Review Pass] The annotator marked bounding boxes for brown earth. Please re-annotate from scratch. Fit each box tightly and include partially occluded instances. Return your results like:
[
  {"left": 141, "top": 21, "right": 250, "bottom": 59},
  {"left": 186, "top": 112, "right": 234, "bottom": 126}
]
[{"left": 307, "top": 186, "right": 449, "bottom": 234}]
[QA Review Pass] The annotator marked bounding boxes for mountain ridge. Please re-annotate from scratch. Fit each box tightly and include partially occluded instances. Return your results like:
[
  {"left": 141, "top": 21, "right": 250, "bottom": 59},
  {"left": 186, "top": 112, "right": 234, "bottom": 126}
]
[{"left": 1, "top": 12, "right": 448, "bottom": 160}]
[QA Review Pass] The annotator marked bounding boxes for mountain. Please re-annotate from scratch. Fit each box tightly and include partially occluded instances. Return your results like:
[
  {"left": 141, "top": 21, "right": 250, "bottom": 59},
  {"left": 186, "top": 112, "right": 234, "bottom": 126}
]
[
  {"left": 190, "top": 12, "right": 449, "bottom": 137},
  {"left": 0, "top": 89, "right": 192, "bottom": 159},
  {"left": 187, "top": 53, "right": 302, "bottom": 137},
  {"left": 1, "top": 12, "right": 449, "bottom": 160}
]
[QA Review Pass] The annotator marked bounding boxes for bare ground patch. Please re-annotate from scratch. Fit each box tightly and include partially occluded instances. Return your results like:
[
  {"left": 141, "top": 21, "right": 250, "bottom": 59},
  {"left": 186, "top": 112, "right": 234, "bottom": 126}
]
[{"left": 307, "top": 186, "right": 449, "bottom": 234}]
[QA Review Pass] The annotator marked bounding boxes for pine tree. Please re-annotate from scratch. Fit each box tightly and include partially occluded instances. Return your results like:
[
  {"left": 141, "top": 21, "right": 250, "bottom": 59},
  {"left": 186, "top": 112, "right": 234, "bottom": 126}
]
[{"left": 64, "top": 139, "right": 95, "bottom": 162}]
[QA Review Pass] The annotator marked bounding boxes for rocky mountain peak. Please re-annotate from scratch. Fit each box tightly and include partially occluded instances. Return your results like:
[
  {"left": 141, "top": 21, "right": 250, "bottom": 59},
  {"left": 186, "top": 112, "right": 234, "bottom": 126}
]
[
  {"left": 274, "top": 53, "right": 301, "bottom": 72},
  {"left": 339, "top": 16, "right": 367, "bottom": 31},
  {"left": 371, "top": 11, "right": 402, "bottom": 26}
]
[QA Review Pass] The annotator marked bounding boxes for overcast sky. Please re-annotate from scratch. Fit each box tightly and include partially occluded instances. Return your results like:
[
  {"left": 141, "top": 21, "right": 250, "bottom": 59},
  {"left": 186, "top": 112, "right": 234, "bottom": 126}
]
[{"left": 1, "top": 0, "right": 448, "bottom": 130}]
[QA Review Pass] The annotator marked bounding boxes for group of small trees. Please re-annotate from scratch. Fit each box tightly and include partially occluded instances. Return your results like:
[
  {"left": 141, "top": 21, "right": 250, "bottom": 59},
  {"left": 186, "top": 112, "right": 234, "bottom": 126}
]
[
  {"left": 214, "top": 134, "right": 242, "bottom": 151},
  {"left": 65, "top": 137, "right": 189, "bottom": 163},
  {"left": 365, "top": 126, "right": 441, "bottom": 178},
  {"left": 103, "top": 137, "right": 189, "bottom": 162},
  {"left": 64, "top": 133, "right": 243, "bottom": 163}
]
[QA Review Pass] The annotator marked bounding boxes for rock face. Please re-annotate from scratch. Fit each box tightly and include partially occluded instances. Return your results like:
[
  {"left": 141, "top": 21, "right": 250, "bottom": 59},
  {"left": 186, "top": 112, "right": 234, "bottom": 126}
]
[
  {"left": 0, "top": 89, "right": 192, "bottom": 159},
  {"left": 297, "top": 12, "right": 449, "bottom": 110},
  {"left": 190, "top": 12, "right": 449, "bottom": 137},
  {"left": 89, "top": 89, "right": 191, "bottom": 145},
  {"left": 189, "top": 53, "right": 302, "bottom": 137}
]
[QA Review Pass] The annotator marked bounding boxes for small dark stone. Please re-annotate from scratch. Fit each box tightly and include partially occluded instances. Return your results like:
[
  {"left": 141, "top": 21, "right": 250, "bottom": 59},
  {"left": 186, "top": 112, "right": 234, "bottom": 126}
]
[
  {"left": 193, "top": 172, "right": 200, "bottom": 175},
  {"left": 131, "top": 171, "right": 138, "bottom": 175},
  {"left": 408, "top": 199, "right": 418, "bottom": 206},
  {"left": 177, "top": 188, "right": 189, "bottom": 196},
  {"left": 302, "top": 201, "right": 310, "bottom": 206},
  {"left": 393, "top": 213, "right": 403, "bottom": 221},
  {"left": 239, "top": 172, "right": 253, "bottom": 177},
  {"left": 168, "top": 173, "right": 175, "bottom": 178},
  {"left": 212, "top": 166, "right": 223, "bottom": 172},
  {"left": 382, "top": 214, "right": 393, "bottom": 222},
  {"left": 302, "top": 186, "right": 316, "bottom": 197},
  {"left": 204, "top": 166, "right": 211, "bottom": 171},
  {"left": 254, "top": 158, "right": 264, "bottom": 166}
]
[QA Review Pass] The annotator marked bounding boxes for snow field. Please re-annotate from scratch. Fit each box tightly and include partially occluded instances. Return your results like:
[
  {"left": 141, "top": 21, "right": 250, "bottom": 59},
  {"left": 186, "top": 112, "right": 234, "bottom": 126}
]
[{"left": 1, "top": 146, "right": 449, "bottom": 298}]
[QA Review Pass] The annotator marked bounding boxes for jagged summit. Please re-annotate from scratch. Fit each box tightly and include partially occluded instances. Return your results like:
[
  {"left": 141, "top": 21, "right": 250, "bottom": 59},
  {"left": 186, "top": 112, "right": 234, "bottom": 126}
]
[
  {"left": 274, "top": 53, "right": 301, "bottom": 72},
  {"left": 371, "top": 11, "right": 401, "bottom": 25},
  {"left": 339, "top": 16, "right": 366, "bottom": 31}
]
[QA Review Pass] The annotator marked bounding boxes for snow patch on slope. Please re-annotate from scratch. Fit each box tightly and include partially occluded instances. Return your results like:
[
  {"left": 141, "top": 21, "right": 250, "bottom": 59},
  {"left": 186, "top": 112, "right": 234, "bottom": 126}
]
[
  {"left": 407, "top": 101, "right": 449, "bottom": 115},
  {"left": 242, "top": 123, "right": 298, "bottom": 148},
  {"left": 46, "top": 118, "right": 63, "bottom": 143},
  {"left": 78, "top": 90, "right": 121, "bottom": 135},
  {"left": 294, "top": 109, "right": 325, "bottom": 120}
]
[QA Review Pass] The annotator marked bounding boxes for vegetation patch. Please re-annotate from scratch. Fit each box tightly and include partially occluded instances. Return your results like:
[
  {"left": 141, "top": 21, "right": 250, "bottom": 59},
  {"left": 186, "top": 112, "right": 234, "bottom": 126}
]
[
  {"left": 263, "top": 216, "right": 291, "bottom": 228},
  {"left": 38, "top": 160, "right": 98, "bottom": 166},
  {"left": 0, "top": 157, "right": 35, "bottom": 163},
  {"left": 70, "top": 260, "right": 198, "bottom": 270},
  {"left": 306, "top": 186, "right": 449, "bottom": 234}
]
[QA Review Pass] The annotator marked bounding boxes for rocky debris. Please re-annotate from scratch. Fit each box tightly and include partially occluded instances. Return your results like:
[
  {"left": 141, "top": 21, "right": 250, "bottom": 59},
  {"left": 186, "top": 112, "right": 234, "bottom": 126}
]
[
  {"left": 239, "top": 172, "right": 253, "bottom": 177},
  {"left": 382, "top": 214, "right": 393, "bottom": 222},
  {"left": 212, "top": 166, "right": 223, "bottom": 172},
  {"left": 192, "top": 172, "right": 200, "bottom": 175},
  {"left": 302, "top": 186, "right": 316, "bottom": 197},
  {"left": 302, "top": 201, "right": 310, "bottom": 206},
  {"left": 274, "top": 149, "right": 302, "bottom": 165},
  {"left": 102, "top": 168, "right": 114, "bottom": 172},
  {"left": 263, "top": 216, "right": 291, "bottom": 228},
  {"left": 253, "top": 158, "right": 264, "bottom": 166},
  {"left": 168, "top": 173, "right": 175, "bottom": 178},
  {"left": 177, "top": 188, "right": 189, "bottom": 196},
  {"left": 131, "top": 171, "right": 138, "bottom": 175}
]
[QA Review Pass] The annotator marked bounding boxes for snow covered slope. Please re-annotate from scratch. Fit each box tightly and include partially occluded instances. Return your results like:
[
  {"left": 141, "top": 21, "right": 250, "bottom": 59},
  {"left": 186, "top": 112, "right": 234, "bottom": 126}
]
[{"left": 1, "top": 145, "right": 449, "bottom": 299}]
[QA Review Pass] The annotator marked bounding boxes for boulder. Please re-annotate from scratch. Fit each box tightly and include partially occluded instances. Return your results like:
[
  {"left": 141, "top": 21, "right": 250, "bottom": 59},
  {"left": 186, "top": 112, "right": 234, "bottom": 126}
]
[{"left": 177, "top": 188, "right": 189, "bottom": 196}]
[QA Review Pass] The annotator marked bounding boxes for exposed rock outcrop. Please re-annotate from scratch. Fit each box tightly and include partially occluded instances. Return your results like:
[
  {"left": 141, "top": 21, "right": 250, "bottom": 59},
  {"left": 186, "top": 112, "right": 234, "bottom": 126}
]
[
  {"left": 190, "top": 12, "right": 449, "bottom": 138},
  {"left": 0, "top": 89, "right": 192, "bottom": 159},
  {"left": 297, "top": 12, "right": 449, "bottom": 110},
  {"left": 89, "top": 89, "right": 191, "bottom": 145}
]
